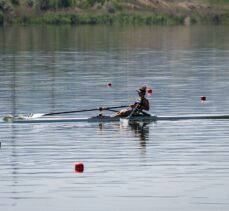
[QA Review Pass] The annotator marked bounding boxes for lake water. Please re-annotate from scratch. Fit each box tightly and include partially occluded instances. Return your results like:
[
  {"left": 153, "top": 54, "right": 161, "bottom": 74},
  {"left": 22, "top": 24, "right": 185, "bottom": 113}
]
[{"left": 0, "top": 25, "right": 229, "bottom": 211}]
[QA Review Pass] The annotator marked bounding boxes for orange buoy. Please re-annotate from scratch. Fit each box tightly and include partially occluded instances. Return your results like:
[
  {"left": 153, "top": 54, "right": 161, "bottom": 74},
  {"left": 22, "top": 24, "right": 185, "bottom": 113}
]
[{"left": 75, "top": 163, "right": 84, "bottom": 173}]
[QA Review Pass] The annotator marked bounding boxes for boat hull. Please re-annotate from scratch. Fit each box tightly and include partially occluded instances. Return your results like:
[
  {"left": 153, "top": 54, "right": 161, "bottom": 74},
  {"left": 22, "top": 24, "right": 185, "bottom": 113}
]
[{"left": 3, "top": 114, "right": 229, "bottom": 124}]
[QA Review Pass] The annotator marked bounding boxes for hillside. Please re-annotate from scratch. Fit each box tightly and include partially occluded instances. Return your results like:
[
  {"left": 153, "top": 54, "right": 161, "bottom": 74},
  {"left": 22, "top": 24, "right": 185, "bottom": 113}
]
[{"left": 0, "top": 0, "right": 229, "bottom": 25}]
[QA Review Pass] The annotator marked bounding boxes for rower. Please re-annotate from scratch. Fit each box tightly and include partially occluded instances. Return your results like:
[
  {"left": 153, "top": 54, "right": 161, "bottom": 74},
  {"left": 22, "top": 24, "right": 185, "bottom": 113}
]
[{"left": 112, "top": 86, "right": 150, "bottom": 117}]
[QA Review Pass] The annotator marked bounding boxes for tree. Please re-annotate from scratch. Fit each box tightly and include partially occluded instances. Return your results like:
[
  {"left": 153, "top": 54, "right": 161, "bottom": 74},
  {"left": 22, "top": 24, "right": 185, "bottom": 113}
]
[
  {"left": 59, "top": 0, "right": 78, "bottom": 8},
  {"left": 38, "top": 0, "right": 52, "bottom": 10},
  {"left": 0, "top": 0, "right": 13, "bottom": 12},
  {"left": 11, "top": 0, "right": 20, "bottom": 6}
]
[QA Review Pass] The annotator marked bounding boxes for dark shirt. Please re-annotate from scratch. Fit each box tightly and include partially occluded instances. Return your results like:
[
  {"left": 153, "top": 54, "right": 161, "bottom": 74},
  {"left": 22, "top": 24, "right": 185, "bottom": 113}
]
[{"left": 135, "top": 97, "right": 149, "bottom": 111}]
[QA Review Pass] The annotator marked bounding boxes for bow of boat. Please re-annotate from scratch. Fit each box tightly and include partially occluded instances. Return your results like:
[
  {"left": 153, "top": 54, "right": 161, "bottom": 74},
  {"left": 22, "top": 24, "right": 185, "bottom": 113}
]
[{"left": 156, "top": 114, "right": 229, "bottom": 121}]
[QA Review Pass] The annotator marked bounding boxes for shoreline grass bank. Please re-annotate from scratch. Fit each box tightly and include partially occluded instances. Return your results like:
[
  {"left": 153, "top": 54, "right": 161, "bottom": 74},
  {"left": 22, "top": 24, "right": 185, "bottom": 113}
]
[
  {"left": 0, "top": 0, "right": 229, "bottom": 26},
  {"left": 1, "top": 12, "right": 229, "bottom": 26}
]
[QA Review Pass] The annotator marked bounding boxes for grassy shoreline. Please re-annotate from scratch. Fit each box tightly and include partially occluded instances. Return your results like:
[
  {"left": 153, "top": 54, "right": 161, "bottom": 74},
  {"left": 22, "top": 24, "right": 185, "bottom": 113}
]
[
  {"left": 7, "top": 13, "right": 229, "bottom": 25},
  {"left": 1, "top": 0, "right": 229, "bottom": 26},
  {"left": 5, "top": 12, "right": 229, "bottom": 26},
  {"left": 11, "top": 13, "right": 190, "bottom": 25}
]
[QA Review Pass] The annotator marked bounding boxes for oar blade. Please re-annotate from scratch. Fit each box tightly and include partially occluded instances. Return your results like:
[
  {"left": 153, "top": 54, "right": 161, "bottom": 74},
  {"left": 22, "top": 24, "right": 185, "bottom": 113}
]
[
  {"left": 30, "top": 113, "right": 45, "bottom": 118},
  {"left": 2, "top": 116, "right": 14, "bottom": 122},
  {"left": 2, "top": 113, "right": 45, "bottom": 122}
]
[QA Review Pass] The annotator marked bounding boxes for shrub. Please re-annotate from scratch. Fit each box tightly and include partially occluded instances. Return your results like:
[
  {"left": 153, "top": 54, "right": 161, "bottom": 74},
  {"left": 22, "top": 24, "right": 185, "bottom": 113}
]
[
  {"left": 103, "top": 1, "right": 116, "bottom": 13},
  {"left": 43, "top": 13, "right": 72, "bottom": 24},
  {"left": 38, "top": 0, "right": 51, "bottom": 10},
  {"left": 208, "top": 0, "right": 229, "bottom": 4},
  {"left": 37, "top": 0, "right": 79, "bottom": 10},
  {"left": 0, "top": 0, "right": 13, "bottom": 12},
  {"left": 0, "top": 11, "right": 3, "bottom": 24},
  {"left": 11, "top": 0, "right": 20, "bottom": 6},
  {"left": 59, "top": 0, "right": 76, "bottom": 7},
  {"left": 111, "top": 0, "right": 121, "bottom": 10},
  {"left": 50, "top": 0, "right": 59, "bottom": 9},
  {"left": 27, "top": 0, "right": 34, "bottom": 7},
  {"left": 76, "top": 0, "right": 105, "bottom": 8}
]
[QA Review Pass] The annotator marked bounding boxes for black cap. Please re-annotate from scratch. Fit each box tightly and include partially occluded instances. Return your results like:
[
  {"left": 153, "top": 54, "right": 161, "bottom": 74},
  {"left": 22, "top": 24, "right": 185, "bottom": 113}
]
[{"left": 136, "top": 86, "right": 147, "bottom": 93}]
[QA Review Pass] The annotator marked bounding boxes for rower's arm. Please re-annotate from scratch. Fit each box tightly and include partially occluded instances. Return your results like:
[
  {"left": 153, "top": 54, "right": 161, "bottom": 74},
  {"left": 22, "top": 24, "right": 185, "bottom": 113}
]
[
  {"left": 131, "top": 98, "right": 149, "bottom": 111},
  {"left": 143, "top": 99, "right": 149, "bottom": 111},
  {"left": 136, "top": 99, "right": 149, "bottom": 111}
]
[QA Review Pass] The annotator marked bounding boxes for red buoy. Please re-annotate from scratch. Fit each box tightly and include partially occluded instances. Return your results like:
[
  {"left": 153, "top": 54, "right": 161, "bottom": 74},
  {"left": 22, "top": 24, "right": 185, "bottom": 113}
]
[
  {"left": 75, "top": 163, "right": 84, "bottom": 173},
  {"left": 147, "top": 88, "right": 153, "bottom": 96},
  {"left": 201, "top": 96, "right": 207, "bottom": 101},
  {"left": 107, "top": 83, "right": 112, "bottom": 87}
]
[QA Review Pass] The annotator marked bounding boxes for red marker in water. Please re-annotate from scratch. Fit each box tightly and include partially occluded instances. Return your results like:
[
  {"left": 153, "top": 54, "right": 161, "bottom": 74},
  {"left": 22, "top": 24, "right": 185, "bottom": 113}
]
[
  {"left": 75, "top": 163, "right": 84, "bottom": 173},
  {"left": 107, "top": 83, "right": 112, "bottom": 87},
  {"left": 201, "top": 96, "right": 207, "bottom": 101},
  {"left": 147, "top": 87, "right": 153, "bottom": 96}
]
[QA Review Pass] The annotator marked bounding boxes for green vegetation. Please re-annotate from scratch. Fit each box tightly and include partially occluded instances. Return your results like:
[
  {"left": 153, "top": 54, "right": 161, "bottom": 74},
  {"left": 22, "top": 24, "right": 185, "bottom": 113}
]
[
  {"left": 0, "top": 12, "right": 3, "bottom": 24},
  {"left": 208, "top": 0, "right": 229, "bottom": 4},
  {"left": 34, "top": 0, "right": 115, "bottom": 10},
  {"left": 38, "top": 0, "right": 76, "bottom": 10},
  {"left": 0, "top": 0, "right": 229, "bottom": 25},
  {"left": 0, "top": 0, "right": 13, "bottom": 12},
  {"left": 211, "top": 12, "right": 229, "bottom": 24},
  {"left": 12, "top": 13, "right": 189, "bottom": 25}
]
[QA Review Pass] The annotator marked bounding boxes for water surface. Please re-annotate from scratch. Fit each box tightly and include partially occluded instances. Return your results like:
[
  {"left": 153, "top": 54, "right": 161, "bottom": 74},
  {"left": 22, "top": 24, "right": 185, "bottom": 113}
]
[{"left": 0, "top": 25, "right": 229, "bottom": 211}]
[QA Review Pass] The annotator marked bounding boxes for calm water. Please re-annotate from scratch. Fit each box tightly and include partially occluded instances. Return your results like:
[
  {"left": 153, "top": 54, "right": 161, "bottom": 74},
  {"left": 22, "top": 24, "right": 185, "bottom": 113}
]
[{"left": 0, "top": 25, "right": 229, "bottom": 211}]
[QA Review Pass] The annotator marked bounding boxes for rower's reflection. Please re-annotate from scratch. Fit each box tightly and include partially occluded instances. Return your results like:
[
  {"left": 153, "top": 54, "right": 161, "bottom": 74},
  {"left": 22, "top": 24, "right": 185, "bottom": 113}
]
[
  {"left": 98, "top": 121, "right": 151, "bottom": 149},
  {"left": 129, "top": 122, "right": 150, "bottom": 148}
]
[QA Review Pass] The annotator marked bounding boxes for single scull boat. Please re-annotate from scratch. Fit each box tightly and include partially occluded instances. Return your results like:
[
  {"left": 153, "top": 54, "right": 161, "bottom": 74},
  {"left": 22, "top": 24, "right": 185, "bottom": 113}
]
[{"left": 2, "top": 114, "right": 229, "bottom": 124}]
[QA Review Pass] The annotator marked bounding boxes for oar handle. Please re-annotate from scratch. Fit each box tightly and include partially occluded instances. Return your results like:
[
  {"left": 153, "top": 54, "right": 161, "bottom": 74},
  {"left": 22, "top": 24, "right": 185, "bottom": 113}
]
[
  {"left": 127, "top": 104, "right": 151, "bottom": 119},
  {"left": 127, "top": 103, "right": 140, "bottom": 119}
]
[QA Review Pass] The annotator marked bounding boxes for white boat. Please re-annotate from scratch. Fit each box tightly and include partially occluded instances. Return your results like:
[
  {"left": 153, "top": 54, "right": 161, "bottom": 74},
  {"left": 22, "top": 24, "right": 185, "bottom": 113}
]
[{"left": 3, "top": 114, "right": 229, "bottom": 124}]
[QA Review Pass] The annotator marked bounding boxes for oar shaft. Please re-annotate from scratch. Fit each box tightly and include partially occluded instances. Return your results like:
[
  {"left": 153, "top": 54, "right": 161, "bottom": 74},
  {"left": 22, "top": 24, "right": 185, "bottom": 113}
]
[
  {"left": 43, "top": 105, "right": 128, "bottom": 116},
  {"left": 44, "top": 108, "right": 99, "bottom": 116},
  {"left": 104, "top": 105, "right": 127, "bottom": 110}
]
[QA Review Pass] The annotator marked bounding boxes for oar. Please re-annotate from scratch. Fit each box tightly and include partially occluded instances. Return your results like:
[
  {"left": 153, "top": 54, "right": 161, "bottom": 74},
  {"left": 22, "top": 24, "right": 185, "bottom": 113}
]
[
  {"left": 120, "top": 103, "right": 151, "bottom": 125},
  {"left": 140, "top": 110, "right": 151, "bottom": 116},
  {"left": 127, "top": 104, "right": 140, "bottom": 119},
  {"left": 120, "top": 103, "right": 140, "bottom": 125},
  {"left": 27, "top": 105, "right": 128, "bottom": 119}
]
